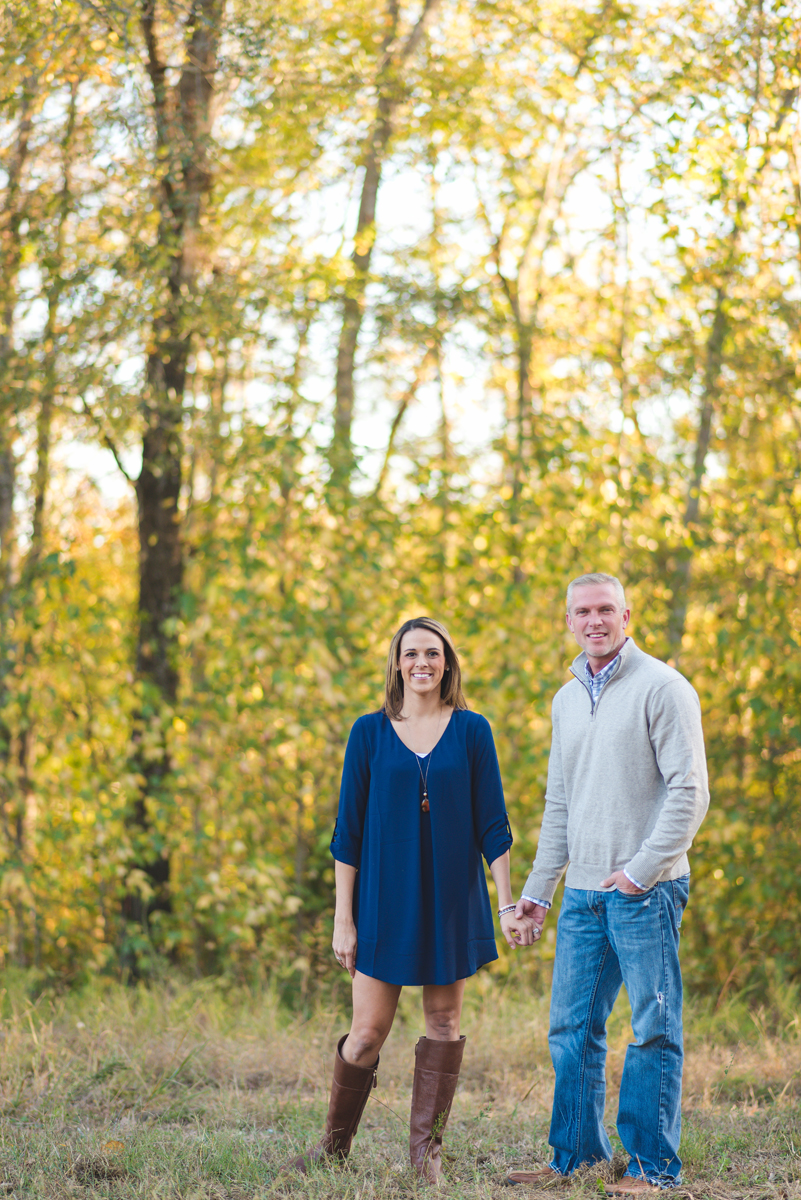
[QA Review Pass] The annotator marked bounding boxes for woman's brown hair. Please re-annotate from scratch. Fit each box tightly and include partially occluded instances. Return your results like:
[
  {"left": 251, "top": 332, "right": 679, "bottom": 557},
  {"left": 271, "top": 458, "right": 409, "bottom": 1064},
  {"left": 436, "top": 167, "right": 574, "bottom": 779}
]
[{"left": 383, "top": 617, "right": 468, "bottom": 720}]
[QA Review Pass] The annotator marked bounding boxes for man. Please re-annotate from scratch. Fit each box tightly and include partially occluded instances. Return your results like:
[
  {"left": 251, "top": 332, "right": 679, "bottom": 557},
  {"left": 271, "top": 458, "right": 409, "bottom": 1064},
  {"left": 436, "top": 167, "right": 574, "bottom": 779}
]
[{"left": 508, "top": 573, "right": 709, "bottom": 1194}]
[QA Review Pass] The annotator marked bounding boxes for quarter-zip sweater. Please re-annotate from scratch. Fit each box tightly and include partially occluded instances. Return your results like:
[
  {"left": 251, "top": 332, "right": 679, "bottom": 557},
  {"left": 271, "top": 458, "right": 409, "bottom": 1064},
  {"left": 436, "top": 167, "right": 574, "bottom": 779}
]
[{"left": 522, "top": 637, "right": 709, "bottom": 901}]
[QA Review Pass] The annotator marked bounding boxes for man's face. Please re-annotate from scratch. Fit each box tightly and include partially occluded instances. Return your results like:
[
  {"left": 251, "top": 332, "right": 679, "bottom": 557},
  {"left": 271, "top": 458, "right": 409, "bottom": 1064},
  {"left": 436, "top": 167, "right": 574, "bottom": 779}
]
[{"left": 566, "top": 583, "right": 630, "bottom": 662}]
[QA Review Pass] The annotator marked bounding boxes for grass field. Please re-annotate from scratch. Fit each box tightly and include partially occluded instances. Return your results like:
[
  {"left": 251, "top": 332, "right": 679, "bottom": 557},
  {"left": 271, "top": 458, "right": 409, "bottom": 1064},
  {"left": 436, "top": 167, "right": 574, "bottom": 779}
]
[{"left": 0, "top": 968, "right": 800, "bottom": 1199}]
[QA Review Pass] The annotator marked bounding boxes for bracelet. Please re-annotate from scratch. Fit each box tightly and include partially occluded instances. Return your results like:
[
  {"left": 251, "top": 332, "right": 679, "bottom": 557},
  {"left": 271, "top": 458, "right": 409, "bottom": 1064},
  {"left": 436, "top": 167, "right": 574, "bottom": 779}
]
[{"left": 497, "top": 904, "right": 516, "bottom": 918}]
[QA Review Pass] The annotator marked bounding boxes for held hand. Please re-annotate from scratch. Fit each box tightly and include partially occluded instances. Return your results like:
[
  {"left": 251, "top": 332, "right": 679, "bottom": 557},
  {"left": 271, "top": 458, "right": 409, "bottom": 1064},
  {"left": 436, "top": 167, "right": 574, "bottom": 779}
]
[
  {"left": 332, "top": 918, "right": 358, "bottom": 979},
  {"left": 500, "top": 912, "right": 537, "bottom": 949},
  {"left": 600, "top": 870, "right": 644, "bottom": 895},
  {"left": 514, "top": 898, "right": 547, "bottom": 941}
]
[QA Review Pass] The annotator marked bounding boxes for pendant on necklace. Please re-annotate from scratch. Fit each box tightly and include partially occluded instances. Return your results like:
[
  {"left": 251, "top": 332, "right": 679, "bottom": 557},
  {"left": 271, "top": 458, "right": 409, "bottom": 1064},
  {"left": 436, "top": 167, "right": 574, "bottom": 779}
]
[{"left": 421, "top": 792, "right": 430, "bottom": 813}]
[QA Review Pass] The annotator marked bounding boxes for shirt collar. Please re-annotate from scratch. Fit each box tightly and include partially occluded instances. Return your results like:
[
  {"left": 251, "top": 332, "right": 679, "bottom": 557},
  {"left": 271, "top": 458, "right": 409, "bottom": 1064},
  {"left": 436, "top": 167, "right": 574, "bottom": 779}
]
[{"left": 583, "top": 637, "right": 628, "bottom": 687}]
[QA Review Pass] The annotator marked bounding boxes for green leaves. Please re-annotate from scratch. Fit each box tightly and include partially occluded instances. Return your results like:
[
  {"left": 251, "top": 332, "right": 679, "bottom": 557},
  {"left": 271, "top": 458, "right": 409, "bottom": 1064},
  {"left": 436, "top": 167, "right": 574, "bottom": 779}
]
[{"left": 0, "top": 0, "right": 800, "bottom": 997}]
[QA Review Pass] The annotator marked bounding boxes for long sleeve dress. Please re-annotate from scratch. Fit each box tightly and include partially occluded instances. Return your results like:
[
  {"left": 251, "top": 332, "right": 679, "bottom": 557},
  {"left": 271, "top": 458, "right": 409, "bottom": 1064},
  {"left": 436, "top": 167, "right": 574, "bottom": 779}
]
[{"left": 330, "top": 709, "right": 513, "bottom": 986}]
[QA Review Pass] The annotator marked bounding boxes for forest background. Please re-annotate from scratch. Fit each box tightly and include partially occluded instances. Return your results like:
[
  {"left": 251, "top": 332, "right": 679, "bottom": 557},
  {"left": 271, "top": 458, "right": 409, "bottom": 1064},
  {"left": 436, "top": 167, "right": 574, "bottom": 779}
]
[{"left": 0, "top": 0, "right": 799, "bottom": 1005}]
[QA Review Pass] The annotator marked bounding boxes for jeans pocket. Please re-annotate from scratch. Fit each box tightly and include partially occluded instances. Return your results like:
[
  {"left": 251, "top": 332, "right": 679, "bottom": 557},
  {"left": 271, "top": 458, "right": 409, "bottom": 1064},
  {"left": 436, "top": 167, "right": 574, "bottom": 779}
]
[
  {"left": 671, "top": 874, "right": 690, "bottom": 915},
  {"left": 617, "top": 885, "right": 656, "bottom": 900}
]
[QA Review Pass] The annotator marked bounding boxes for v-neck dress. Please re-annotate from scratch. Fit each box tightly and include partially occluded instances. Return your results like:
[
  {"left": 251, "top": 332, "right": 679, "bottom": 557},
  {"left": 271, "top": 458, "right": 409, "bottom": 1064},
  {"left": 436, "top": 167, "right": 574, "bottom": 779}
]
[{"left": 330, "top": 709, "right": 513, "bottom": 985}]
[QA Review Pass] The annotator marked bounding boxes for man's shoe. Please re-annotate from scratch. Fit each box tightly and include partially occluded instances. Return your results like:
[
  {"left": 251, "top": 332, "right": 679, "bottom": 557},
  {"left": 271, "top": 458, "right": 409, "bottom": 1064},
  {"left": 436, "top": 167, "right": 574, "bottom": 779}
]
[
  {"left": 506, "top": 1166, "right": 563, "bottom": 1187},
  {"left": 603, "top": 1179, "right": 663, "bottom": 1195}
]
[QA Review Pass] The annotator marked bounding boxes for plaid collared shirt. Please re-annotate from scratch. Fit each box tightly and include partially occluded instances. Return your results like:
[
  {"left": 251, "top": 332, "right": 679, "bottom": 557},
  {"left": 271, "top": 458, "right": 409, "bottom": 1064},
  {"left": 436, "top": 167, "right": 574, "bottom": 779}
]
[{"left": 584, "top": 646, "right": 624, "bottom": 707}]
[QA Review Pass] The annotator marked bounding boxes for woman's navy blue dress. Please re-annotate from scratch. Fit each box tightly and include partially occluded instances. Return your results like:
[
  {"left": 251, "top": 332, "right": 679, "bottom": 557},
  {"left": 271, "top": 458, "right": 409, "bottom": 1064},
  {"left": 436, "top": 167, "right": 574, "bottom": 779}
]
[{"left": 330, "top": 709, "right": 512, "bottom": 986}]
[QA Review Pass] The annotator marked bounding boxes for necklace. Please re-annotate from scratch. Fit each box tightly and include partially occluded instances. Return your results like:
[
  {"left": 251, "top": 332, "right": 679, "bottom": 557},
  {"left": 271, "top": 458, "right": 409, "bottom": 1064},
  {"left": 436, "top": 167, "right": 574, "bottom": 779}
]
[
  {"left": 406, "top": 707, "right": 443, "bottom": 813},
  {"left": 415, "top": 752, "right": 433, "bottom": 812}
]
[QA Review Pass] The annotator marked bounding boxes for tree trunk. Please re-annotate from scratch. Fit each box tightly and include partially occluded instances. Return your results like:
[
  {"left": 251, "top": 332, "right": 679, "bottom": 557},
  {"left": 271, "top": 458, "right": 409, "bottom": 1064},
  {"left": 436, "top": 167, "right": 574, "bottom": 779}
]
[
  {"left": 0, "top": 86, "right": 34, "bottom": 653},
  {"left": 486, "top": 131, "right": 574, "bottom": 580},
  {"left": 0, "top": 418, "right": 16, "bottom": 823},
  {"left": 328, "top": 0, "right": 440, "bottom": 492},
  {"left": 125, "top": 0, "right": 221, "bottom": 942},
  {"left": 0, "top": 82, "right": 33, "bottom": 364},
  {"left": 667, "top": 291, "right": 727, "bottom": 658},
  {"left": 514, "top": 332, "right": 533, "bottom": 504},
  {"left": 0, "top": 90, "right": 34, "bottom": 918},
  {"left": 11, "top": 81, "right": 77, "bottom": 966},
  {"left": 666, "top": 87, "right": 797, "bottom": 659},
  {"left": 15, "top": 389, "right": 55, "bottom": 851}
]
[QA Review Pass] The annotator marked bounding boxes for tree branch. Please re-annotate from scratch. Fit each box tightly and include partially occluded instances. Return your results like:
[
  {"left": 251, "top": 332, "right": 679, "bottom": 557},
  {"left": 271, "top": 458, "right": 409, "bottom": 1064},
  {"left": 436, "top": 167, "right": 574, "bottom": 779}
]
[
  {"left": 79, "top": 397, "right": 135, "bottom": 485},
  {"left": 372, "top": 347, "right": 437, "bottom": 498},
  {"left": 397, "top": 0, "right": 440, "bottom": 66}
]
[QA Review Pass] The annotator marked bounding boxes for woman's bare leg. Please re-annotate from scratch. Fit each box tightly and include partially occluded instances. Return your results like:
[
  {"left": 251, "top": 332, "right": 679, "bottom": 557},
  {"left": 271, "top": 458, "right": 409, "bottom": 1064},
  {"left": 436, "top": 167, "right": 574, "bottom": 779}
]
[
  {"left": 342, "top": 971, "right": 402, "bottom": 1066},
  {"left": 421, "top": 978, "right": 466, "bottom": 1041}
]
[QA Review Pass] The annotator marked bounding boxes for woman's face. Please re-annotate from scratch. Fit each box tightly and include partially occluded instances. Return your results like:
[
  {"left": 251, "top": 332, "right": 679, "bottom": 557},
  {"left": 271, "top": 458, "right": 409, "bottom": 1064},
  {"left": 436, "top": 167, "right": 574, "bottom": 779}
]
[{"left": 398, "top": 628, "right": 448, "bottom": 701}]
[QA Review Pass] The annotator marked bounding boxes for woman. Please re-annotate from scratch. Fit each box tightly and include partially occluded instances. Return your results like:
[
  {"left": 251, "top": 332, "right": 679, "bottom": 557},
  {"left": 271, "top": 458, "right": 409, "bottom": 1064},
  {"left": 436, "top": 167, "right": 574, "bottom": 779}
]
[{"left": 287, "top": 616, "right": 535, "bottom": 1184}]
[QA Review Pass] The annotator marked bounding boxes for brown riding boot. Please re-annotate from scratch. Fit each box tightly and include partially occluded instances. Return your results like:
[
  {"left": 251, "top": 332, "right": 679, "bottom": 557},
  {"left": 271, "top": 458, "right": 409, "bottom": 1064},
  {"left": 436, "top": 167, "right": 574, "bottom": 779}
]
[
  {"left": 409, "top": 1035, "right": 466, "bottom": 1185},
  {"left": 285, "top": 1035, "right": 378, "bottom": 1175}
]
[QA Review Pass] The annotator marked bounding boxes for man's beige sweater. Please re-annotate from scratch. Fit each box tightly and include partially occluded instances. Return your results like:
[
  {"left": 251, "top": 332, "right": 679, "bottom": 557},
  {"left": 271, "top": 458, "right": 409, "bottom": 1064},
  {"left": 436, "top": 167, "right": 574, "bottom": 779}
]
[{"left": 522, "top": 638, "right": 709, "bottom": 901}]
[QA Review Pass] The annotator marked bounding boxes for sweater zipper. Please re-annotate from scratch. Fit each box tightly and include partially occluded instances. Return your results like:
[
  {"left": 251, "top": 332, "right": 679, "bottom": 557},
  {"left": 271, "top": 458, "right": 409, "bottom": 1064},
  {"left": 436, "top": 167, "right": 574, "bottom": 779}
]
[
  {"left": 572, "top": 665, "right": 620, "bottom": 719},
  {"left": 575, "top": 674, "right": 596, "bottom": 717}
]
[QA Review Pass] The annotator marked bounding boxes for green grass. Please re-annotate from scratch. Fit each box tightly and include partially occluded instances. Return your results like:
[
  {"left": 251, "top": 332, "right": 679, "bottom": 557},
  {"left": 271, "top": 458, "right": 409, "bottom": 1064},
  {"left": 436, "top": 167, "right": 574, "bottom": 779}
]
[{"left": 0, "top": 971, "right": 799, "bottom": 1198}]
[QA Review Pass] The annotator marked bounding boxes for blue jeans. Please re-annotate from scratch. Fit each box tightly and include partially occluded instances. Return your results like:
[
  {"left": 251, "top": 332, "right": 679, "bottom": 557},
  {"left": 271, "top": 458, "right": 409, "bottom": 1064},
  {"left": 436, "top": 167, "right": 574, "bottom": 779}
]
[{"left": 548, "top": 878, "right": 690, "bottom": 1186}]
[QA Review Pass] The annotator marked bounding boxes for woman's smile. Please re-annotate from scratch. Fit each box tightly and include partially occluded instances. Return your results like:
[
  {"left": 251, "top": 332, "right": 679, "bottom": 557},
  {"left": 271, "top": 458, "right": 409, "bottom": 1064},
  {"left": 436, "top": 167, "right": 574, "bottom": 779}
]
[{"left": 399, "top": 628, "right": 448, "bottom": 695}]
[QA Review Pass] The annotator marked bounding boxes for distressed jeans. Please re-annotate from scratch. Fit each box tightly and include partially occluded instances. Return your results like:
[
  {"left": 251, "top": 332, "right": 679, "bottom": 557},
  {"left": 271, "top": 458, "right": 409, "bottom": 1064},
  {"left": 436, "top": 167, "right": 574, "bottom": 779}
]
[{"left": 548, "top": 877, "right": 690, "bottom": 1186}]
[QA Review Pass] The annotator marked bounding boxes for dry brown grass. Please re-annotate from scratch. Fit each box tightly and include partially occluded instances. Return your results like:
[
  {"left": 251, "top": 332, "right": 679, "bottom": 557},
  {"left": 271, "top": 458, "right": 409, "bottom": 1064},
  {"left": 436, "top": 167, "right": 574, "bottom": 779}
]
[{"left": 0, "top": 970, "right": 799, "bottom": 1199}]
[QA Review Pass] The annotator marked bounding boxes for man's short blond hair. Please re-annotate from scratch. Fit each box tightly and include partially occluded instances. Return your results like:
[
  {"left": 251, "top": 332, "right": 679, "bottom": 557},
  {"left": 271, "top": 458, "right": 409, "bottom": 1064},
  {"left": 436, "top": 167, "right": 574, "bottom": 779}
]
[{"left": 566, "top": 573, "right": 627, "bottom": 613}]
